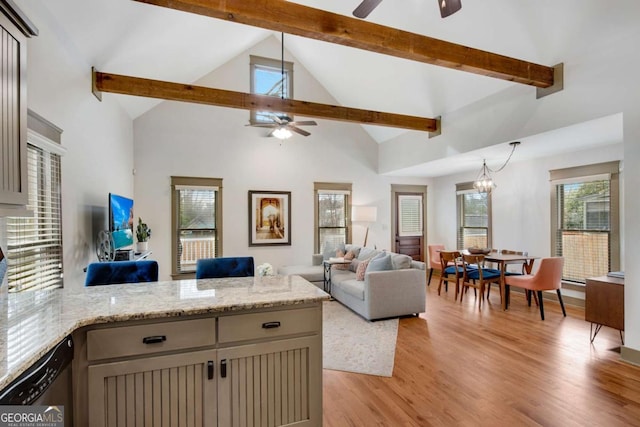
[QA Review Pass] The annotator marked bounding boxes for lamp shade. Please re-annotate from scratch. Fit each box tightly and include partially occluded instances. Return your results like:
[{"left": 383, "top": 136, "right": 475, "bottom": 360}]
[{"left": 352, "top": 206, "right": 377, "bottom": 222}]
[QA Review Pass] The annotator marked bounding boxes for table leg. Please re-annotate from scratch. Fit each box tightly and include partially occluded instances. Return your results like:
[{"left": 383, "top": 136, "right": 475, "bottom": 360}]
[
  {"left": 500, "top": 261, "right": 507, "bottom": 310},
  {"left": 323, "top": 262, "right": 332, "bottom": 295}
]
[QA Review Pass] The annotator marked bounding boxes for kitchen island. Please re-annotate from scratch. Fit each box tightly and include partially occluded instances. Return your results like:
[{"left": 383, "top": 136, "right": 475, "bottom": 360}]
[{"left": 0, "top": 275, "right": 329, "bottom": 426}]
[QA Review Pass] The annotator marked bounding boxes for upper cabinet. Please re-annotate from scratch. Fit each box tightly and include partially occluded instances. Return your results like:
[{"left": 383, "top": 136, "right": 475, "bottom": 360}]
[{"left": 0, "top": 3, "right": 37, "bottom": 210}]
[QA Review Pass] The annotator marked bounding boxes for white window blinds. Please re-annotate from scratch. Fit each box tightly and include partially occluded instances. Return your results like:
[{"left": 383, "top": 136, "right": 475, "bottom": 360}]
[
  {"left": 6, "top": 143, "right": 63, "bottom": 292},
  {"left": 398, "top": 195, "right": 422, "bottom": 237}
]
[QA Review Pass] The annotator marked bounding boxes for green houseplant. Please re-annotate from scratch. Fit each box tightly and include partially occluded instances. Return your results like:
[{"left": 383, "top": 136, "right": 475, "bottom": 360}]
[{"left": 136, "top": 217, "right": 151, "bottom": 252}]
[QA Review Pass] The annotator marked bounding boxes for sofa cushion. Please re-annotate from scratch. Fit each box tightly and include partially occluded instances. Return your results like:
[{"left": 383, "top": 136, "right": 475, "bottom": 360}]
[
  {"left": 391, "top": 253, "right": 413, "bottom": 270},
  {"left": 349, "top": 258, "right": 361, "bottom": 273},
  {"left": 345, "top": 245, "right": 361, "bottom": 258},
  {"left": 277, "top": 265, "right": 324, "bottom": 282},
  {"left": 356, "top": 259, "right": 371, "bottom": 280},
  {"left": 366, "top": 252, "right": 393, "bottom": 273},
  {"left": 323, "top": 243, "right": 346, "bottom": 260},
  {"left": 357, "top": 247, "right": 379, "bottom": 260},
  {"left": 336, "top": 279, "right": 365, "bottom": 300}
]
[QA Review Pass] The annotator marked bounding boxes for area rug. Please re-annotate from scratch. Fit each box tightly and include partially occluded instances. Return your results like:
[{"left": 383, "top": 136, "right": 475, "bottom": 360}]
[{"left": 322, "top": 300, "right": 398, "bottom": 377}]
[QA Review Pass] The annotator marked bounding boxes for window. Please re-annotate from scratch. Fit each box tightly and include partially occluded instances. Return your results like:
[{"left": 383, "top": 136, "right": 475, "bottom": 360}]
[
  {"left": 171, "top": 177, "right": 222, "bottom": 278},
  {"left": 314, "top": 182, "right": 352, "bottom": 253},
  {"left": 550, "top": 161, "right": 620, "bottom": 283},
  {"left": 250, "top": 55, "right": 294, "bottom": 124},
  {"left": 6, "top": 126, "right": 65, "bottom": 292},
  {"left": 456, "top": 183, "right": 491, "bottom": 249}
]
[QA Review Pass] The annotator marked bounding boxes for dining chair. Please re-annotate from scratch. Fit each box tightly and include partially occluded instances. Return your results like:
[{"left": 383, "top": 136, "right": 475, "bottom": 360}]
[
  {"left": 491, "top": 249, "right": 540, "bottom": 305},
  {"left": 437, "top": 251, "right": 463, "bottom": 299},
  {"left": 195, "top": 256, "right": 255, "bottom": 279},
  {"left": 85, "top": 260, "right": 159, "bottom": 286},
  {"left": 427, "top": 244, "right": 445, "bottom": 286},
  {"left": 460, "top": 254, "right": 501, "bottom": 309},
  {"left": 504, "top": 257, "right": 566, "bottom": 320}
]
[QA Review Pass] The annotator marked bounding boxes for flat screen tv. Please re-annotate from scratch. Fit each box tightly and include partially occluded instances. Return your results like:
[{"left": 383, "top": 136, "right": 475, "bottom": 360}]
[{"left": 109, "top": 193, "right": 134, "bottom": 250}]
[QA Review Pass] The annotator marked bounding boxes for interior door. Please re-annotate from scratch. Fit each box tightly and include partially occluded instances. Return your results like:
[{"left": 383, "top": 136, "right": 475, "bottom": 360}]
[{"left": 395, "top": 193, "right": 424, "bottom": 261}]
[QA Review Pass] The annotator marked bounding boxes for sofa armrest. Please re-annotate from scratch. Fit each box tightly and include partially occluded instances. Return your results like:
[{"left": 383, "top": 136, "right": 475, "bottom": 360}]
[
  {"left": 312, "top": 254, "right": 323, "bottom": 266},
  {"left": 363, "top": 269, "right": 426, "bottom": 318},
  {"left": 411, "top": 260, "right": 426, "bottom": 270}
]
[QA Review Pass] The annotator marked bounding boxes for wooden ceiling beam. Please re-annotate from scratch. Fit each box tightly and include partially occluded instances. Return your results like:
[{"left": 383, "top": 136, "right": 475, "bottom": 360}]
[
  {"left": 93, "top": 70, "right": 438, "bottom": 132},
  {"left": 134, "top": 0, "right": 555, "bottom": 88}
]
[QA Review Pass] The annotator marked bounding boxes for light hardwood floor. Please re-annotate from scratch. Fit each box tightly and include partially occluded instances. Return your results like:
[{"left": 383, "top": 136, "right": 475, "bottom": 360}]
[{"left": 323, "top": 280, "right": 640, "bottom": 426}]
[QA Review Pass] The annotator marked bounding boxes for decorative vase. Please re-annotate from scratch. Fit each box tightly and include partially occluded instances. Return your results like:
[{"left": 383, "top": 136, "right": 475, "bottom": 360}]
[{"left": 136, "top": 241, "right": 149, "bottom": 253}]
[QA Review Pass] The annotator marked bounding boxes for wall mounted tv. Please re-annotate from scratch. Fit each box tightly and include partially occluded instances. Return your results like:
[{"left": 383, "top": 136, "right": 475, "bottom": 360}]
[{"left": 109, "top": 193, "right": 134, "bottom": 250}]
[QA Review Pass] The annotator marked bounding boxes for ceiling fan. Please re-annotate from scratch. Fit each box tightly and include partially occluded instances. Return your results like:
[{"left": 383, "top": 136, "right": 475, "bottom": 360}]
[
  {"left": 353, "top": 0, "right": 462, "bottom": 19},
  {"left": 248, "top": 114, "right": 317, "bottom": 138},
  {"left": 246, "top": 33, "right": 318, "bottom": 139}
]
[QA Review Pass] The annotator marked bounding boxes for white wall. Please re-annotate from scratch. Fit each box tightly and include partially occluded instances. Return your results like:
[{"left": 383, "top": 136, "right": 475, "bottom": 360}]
[
  {"left": 429, "top": 143, "right": 624, "bottom": 268},
  {"left": 133, "top": 36, "right": 429, "bottom": 280},
  {"left": 380, "top": 18, "right": 640, "bottom": 355},
  {"left": 16, "top": 2, "right": 135, "bottom": 291}
]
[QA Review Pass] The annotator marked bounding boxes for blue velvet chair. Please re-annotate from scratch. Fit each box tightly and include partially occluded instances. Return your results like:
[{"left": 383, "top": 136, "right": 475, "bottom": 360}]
[
  {"left": 85, "top": 260, "right": 159, "bottom": 286},
  {"left": 195, "top": 257, "right": 254, "bottom": 279}
]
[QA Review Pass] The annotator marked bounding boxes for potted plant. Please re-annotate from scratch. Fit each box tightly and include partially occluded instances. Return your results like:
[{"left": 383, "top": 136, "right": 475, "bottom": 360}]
[{"left": 136, "top": 217, "right": 151, "bottom": 252}]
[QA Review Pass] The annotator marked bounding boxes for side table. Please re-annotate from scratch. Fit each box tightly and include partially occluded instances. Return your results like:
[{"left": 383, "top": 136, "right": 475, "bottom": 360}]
[{"left": 323, "top": 258, "right": 352, "bottom": 295}]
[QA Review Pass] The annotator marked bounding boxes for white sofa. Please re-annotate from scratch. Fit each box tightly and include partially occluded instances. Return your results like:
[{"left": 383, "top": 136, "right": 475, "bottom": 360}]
[{"left": 278, "top": 244, "right": 426, "bottom": 320}]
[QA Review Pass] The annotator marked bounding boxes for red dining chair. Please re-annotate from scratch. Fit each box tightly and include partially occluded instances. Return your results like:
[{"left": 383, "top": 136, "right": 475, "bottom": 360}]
[
  {"left": 504, "top": 257, "right": 566, "bottom": 320},
  {"left": 427, "top": 244, "right": 445, "bottom": 286}
]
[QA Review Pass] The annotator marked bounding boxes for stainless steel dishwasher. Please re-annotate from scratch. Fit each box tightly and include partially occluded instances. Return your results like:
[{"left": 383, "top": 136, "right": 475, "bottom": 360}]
[{"left": 0, "top": 335, "right": 73, "bottom": 425}]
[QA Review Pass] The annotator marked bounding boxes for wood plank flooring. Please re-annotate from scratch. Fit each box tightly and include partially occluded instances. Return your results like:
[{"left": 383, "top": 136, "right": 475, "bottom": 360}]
[{"left": 323, "top": 281, "right": 640, "bottom": 426}]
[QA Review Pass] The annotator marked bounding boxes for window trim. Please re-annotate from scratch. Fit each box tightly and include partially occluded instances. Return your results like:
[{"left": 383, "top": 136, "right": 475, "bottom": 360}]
[
  {"left": 171, "top": 176, "right": 223, "bottom": 279},
  {"left": 456, "top": 182, "right": 492, "bottom": 250},
  {"left": 314, "top": 182, "right": 352, "bottom": 253},
  {"left": 550, "top": 161, "right": 620, "bottom": 277},
  {"left": 249, "top": 55, "right": 294, "bottom": 125}
]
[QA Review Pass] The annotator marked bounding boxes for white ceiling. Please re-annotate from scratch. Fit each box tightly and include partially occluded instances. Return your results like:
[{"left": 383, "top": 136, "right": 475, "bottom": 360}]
[{"left": 28, "top": 0, "right": 632, "bottom": 174}]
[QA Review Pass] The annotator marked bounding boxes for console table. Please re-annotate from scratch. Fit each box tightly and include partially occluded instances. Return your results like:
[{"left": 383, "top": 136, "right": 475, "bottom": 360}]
[{"left": 585, "top": 275, "right": 624, "bottom": 344}]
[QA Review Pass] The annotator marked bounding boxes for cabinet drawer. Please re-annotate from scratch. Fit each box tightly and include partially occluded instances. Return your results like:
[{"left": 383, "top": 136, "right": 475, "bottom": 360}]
[
  {"left": 218, "top": 307, "right": 321, "bottom": 344},
  {"left": 87, "top": 318, "right": 216, "bottom": 361}
]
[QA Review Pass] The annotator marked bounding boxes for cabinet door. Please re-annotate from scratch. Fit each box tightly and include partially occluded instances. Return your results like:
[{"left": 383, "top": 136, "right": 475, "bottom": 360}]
[
  {"left": 217, "top": 336, "right": 322, "bottom": 427},
  {"left": 88, "top": 349, "right": 217, "bottom": 427},
  {"left": 0, "top": 12, "right": 28, "bottom": 207}
]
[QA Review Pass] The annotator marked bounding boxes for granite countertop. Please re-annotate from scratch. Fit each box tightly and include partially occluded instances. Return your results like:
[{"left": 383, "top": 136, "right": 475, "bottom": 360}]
[{"left": 0, "top": 275, "right": 329, "bottom": 391}]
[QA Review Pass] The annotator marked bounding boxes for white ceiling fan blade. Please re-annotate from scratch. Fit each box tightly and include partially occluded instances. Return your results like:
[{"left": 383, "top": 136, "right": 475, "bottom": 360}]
[
  {"left": 289, "top": 126, "right": 311, "bottom": 137},
  {"left": 353, "top": 0, "right": 382, "bottom": 19},
  {"left": 438, "top": 0, "right": 462, "bottom": 18},
  {"left": 289, "top": 121, "right": 317, "bottom": 126}
]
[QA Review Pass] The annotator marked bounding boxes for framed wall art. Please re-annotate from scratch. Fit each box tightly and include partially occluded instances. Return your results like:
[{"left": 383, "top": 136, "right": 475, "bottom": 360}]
[{"left": 248, "top": 190, "right": 291, "bottom": 246}]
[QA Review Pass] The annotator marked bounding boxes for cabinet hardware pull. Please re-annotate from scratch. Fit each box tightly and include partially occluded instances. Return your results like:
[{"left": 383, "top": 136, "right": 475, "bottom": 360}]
[
  {"left": 142, "top": 335, "right": 166, "bottom": 344},
  {"left": 221, "top": 359, "right": 227, "bottom": 378},
  {"left": 208, "top": 361, "right": 214, "bottom": 380},
  {"left": 262, "top": 321, "right": 281, "bottom": 329}
]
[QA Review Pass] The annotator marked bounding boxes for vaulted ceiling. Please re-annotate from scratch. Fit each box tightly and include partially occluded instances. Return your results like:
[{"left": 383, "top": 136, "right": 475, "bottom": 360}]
[{"left": 30, "top": 0, "right": 631, "bottom": 173}]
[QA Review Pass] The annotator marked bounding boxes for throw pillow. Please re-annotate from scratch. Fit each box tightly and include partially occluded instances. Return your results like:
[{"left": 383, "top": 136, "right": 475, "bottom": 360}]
[
  {"left": 345, "top": 245, "right": 361, "bottom": 259},
  {"left": 336, "top": 250, "right": 355, "bottom": 270},
  {"left": 355, "top": 259, "right": 371, "bottom": 281},
  {"left": 366, "top": 252, "right": 393, "bottom": 273},
  {"left": 349, "top": 258, "right": 361, "bottom": 273}
]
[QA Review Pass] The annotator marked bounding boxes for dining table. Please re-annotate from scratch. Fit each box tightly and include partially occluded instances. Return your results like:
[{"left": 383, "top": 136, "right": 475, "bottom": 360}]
[{"left": 463, "top": 251, "right": 539, "bottom": 310}]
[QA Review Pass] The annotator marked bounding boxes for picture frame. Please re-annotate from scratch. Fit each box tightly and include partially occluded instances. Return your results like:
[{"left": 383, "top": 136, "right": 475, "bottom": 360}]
[{"left": 248, "top": 190, "right": 291, "bottom": 246}]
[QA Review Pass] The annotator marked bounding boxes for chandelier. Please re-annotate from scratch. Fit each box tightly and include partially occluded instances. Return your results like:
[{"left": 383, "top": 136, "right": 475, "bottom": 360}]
[{"left": 473, "top": 141, "right": 520, "bottom": 193}]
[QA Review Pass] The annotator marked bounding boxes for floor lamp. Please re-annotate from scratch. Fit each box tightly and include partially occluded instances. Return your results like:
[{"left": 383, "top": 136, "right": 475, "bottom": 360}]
[{"left": 352, "top": 206, "right": 377, "bottom": 247}]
